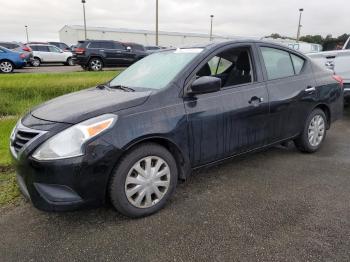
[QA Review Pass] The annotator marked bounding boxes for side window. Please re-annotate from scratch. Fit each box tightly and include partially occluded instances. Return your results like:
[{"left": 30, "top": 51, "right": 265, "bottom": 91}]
[
  {"left": 346, "top": 41, "right": 350, "bottom": 50},
  {"left": 207, "top": 57, "right": 233, "bottom": 75},
  {"left": 291, "top": 54, "right": 305, "bottom": 74},
  {"left": 89, "top": 42, "right": 101, "bottom": 48},
  {"left": 48, "top": 46, "right": 60, "bottom": 52},
  {"left": 261, "top": 47, "right": 294, "bottom": 80},
  {"left": 100, "top": 42, "right": 115, "bottom": 49},
  {"left": 113, "top": 42, "right": 124, "bottom": 50},
  {"left": 37, "top": 46, "right": 50, "bottom": 52},
  {"left": 196, "top": 47, "right": 254, "bottom": 88}
]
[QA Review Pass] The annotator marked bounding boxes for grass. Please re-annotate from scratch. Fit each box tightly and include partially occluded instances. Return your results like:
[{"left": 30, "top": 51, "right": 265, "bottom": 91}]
[
  {"left": 0, "top": 118, "right": 17, "bottom": 168},
  {"left": 0, "top": 172, "right": 20, "bottom": 206},
  {"left": 0, "top": 71, "right": 118, "bottom": 117},
  {"left": 0, "top": 70, "right": 121, "bottom": 206}
]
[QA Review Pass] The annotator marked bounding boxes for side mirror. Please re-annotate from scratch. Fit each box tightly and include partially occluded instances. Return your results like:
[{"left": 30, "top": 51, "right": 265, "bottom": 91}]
[
  {"left": 188, "top": 76, "right": 221, "bottom": 95},
  {"left": 126, "top": 46, "right": 132, "bottom": 52}
]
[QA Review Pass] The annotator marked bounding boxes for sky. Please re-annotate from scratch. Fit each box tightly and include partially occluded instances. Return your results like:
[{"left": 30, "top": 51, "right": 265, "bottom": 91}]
[{"left": 0, "top": 0, "right": 349, "bottom": 42}]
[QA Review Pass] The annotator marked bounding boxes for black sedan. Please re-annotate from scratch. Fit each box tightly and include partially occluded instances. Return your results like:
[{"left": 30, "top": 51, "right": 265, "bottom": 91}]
[{"left": 10, "top": 40, "right": 343, "bottom": 217}]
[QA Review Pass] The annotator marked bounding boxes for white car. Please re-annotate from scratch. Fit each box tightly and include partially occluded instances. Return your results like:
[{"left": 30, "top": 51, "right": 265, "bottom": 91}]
[
  {"left": 28, "top": 44, "right": 74, "bottom": 67},
  {"left": 308, "top": 37, "right": 350, "bottom": 101}
]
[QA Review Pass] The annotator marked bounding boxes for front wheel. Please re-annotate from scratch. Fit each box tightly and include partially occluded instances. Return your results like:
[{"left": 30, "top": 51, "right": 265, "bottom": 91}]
[
  {"left": 0, "top": 60, "right": 14, "bottom": 73},
  {"left": 88, "top": 58, "right": 103, "bottom": 71},
  {"left": 109, "top": 143, "right": 178, "bottom": 218},
  {"left": 294, "top": 108, "right": 327, "bottom": 153}
]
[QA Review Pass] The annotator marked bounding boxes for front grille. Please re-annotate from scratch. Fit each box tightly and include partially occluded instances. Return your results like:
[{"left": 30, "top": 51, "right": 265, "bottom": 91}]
[{"left": 12, "top": 129, "right": 40, "bottom": 154}]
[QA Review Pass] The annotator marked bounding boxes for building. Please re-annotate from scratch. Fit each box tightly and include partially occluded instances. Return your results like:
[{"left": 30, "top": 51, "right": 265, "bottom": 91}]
[{"left": 59, "top": 25, "right": 241, "bottom": 47}]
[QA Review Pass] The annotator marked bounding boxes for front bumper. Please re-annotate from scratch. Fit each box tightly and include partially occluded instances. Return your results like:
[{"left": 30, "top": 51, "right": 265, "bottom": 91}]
[{"left": 11, "top": 121, "right": 122, "bottom": 212}]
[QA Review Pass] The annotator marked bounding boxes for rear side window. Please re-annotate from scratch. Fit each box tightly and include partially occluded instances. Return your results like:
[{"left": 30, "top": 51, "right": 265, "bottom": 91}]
[
  {"left": 261, "top": 47, "right": 294, "bottom": 80},
  {"left": 89, "top": 42, "right": 101, "bottom": 48},
  {"left": 0, "top": 43, "right": 18, "bottom": 49},
  {"left": 113, "top": 42, "right": 124, "bottom": 50},
  {"left": 36, "top": 46, "right": 50, "bottom": 52},
  {"left": 100, "top": 42, "right": 115, "bottom": 49},
  {"left": 291, "top": 54, "right": 305, "bottom": 74}
]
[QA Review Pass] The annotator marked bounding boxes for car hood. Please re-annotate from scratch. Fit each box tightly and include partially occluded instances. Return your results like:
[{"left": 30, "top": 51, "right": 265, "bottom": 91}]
[{"left": 30, "top": 87, "right": 151, "bottom": 124}]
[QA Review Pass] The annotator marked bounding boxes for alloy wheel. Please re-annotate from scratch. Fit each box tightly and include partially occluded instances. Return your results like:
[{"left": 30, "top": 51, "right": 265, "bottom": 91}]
[
  {"left": 90, "top": 59, "right": 102, "bottom": 71},
  {"left": 308, "top": 114, "right": 325, "bottom": 147},
  {"left": 124, "top": 156, "right": 171, "bottom": 209},
  {"left": 0, "top": 61, "right": 13, "bottom": 73}
]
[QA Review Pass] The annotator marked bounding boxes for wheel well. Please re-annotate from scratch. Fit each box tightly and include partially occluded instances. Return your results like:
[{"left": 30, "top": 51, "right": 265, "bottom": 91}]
[
  {"left": 0, "top": 59, "right": 14, "bottom": 64},
  {"left": 33, "top": 56, "right": 41, "bottom": 61},
  {"left": 124, "top": 138, "right": 191, "bottom": 181},
  {"left": 314, "top": 104, "right": 331, "bottom": 129}
]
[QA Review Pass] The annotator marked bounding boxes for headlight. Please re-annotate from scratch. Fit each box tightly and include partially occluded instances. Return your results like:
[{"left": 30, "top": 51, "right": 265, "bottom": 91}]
[{"left": 32, "top": 114, "right": 117, "bottom": 161}]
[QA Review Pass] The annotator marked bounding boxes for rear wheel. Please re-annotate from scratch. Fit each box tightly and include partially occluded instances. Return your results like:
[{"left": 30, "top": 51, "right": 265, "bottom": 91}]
[
  {"left": 0, "top": 60, "right": 14, "bottom": 73},
  {"left": 294, "top": 108, "right": 327, "bottom": 153},
  {"left": 31, "top": 57, "right": 41, "bottom": 67},
  {"left": 109, "top": 143, "right": 178, "bottom": 218},
  {"left": 88, "top": 58, "right": 103, "bottom": 71},
  {"left": 65, "top": 57, "right": 74, "bottom": 66}
]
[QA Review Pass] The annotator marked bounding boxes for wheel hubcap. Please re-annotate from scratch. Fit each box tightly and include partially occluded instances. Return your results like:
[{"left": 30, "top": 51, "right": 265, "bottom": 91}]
[
  {"left": 90, "top": 60, "right": 102, "bottom": 70},
  {"left": 125, "top": 156, "right": 171, "bottom": 209},
  {"left": 0, "top": 62, "right": 13, "bottom": 73},
  {"left": 308, "top": 114, "right": 325, "bottom": 147}
]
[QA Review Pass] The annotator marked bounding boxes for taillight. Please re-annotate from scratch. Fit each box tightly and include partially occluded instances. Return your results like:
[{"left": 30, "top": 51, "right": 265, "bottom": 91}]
[
  {"left": 75, "top": 48, "right": 85, "bottom": 54},
  {"left": 20, "top": 53, "right": 26, "bottom": 59},
  {"left": 332, "top": 75, "right": 344, "bottom": 88},
  {"left": 22, "top": 46, "right": 32, "bottom": 52}
]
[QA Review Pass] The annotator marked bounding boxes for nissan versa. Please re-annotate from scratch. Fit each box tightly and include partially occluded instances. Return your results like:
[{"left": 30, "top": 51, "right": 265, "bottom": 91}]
[{"left": 10, "top": 40, "right": 343, "bottom": 217}]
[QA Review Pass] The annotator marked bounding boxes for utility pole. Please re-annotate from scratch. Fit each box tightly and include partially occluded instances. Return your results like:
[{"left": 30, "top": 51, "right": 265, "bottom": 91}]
[
  {"left": 82, "top": 0, "right": 87, "bottom": 40},
  {"left": 25, "top": 25, "right": 29, "bottom": 43},
  {"left": 210, "top": 15, "right": 214, "bottom": 41},
  {"left": 296, "top": 8, "right": 304, "bottom": 42},
  {"left": 156, "top": 0, "right": 159, "bottom": 45}
]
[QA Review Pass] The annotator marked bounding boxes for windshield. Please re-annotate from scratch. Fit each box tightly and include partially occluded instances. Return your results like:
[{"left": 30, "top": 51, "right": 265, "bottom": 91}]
[{"left": 109, "top": 48, "right": 203, "bottom": 90}]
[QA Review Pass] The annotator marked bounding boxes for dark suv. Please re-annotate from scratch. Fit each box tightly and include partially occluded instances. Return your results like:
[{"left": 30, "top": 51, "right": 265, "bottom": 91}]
[{"left": 73, "top": 40, "right": 146, "bottom": 71}]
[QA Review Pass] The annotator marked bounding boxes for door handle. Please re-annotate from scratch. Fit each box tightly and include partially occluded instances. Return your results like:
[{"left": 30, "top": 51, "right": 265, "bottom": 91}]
[
  {"left": 249, "top": 96, "right": 264, "bottom": 106},
  {"left": 305, "top": 86, "right": 316, "bottom": 92},
  {"left": 100, "top": 49, "right": 105, "bottom": 52}
]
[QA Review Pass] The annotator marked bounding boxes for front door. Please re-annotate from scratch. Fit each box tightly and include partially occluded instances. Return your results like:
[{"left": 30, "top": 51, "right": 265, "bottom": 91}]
[{"left": 184, "top": 44, "right": 269, "bottom": 167}]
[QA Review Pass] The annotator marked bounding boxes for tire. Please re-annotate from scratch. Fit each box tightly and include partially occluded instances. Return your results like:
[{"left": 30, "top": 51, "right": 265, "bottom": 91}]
[
  {"left": 88, "top": 58, "right": 103, "bottom": 71},
  {"left": 109, "top": 143, "right": 178, "bottom": 218},
  {"left": 31, "top": 57, "right": 41, "bottom": 67},
  {"left": 65, "top": 57, "right": 74, "bottom": 66},
  {"left": 0, "top": 60, "right": 14, "bottom": 73},
  {"left": 294, "top": 108, "right": 327, "bottom": 153}
]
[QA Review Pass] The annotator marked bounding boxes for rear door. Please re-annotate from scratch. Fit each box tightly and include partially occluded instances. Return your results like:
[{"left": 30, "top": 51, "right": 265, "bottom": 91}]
[
  {"left": 185, "top": 44, "right": 269, "bottom": 166},
  {"left": 257, "top": 44, "right": 317, "bottom": 143},
  {"left": 34, "top": 45, "right": 50, "bottom": 62}
]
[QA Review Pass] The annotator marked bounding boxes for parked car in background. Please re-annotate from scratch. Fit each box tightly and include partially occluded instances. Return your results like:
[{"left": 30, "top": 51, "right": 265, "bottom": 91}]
[
  {"left": 48, "top": 42, "right": 72, "bottom": 52},
  {"left": 145, "top": 45, "right": 164, "bottom": 54},
  {"left": 28, "top": 44, "right": 74, "bottom": 67},
  {"left": 308, "top": 36, "right": 350, "bottom": 102},
  {"left": 11, "top": 40, "right": 343, "bottom": 217},
  {"left": 73, "top": 40, "right": 142, "bottom": 71},
  {"left": 123, "top": 42, "right": 148, "bottom": 60},
  {"left": 0, "top": 41, "right": 33, "bottom": 65},
  {"left": 0, "top": 46, "right": 27, "bottom": 73}
]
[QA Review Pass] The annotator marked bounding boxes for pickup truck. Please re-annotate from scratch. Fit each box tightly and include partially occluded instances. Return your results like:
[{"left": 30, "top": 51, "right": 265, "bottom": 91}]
[{"left": 308, "top": 37, "right": 350, "bottom": 102}]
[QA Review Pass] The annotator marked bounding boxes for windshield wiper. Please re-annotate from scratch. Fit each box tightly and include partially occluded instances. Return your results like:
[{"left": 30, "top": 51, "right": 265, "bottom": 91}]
[{"left": 108, "top": 84, "right": 135, "bottom": 92}]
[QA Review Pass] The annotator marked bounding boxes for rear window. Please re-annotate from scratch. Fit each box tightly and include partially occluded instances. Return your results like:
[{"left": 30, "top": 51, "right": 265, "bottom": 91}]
[{"left": 0, "top": 43, "right": 19, "bottom": 49}]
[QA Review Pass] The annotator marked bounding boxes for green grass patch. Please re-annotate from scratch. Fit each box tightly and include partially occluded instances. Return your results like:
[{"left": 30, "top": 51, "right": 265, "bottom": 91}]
[
  {"left": 0, "top": 118, "right": 17, "bottom": 167},
  {"left": 0, "top": 172, "right": 20, "bottom": 206},
  {"left": 0, "top": 71, "right": 118, "bottom": 117}
]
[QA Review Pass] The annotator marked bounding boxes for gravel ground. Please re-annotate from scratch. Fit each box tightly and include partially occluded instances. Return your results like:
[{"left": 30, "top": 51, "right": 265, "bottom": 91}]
[{"left": 0, "top": 107, "right": 349, "bottom": 262}]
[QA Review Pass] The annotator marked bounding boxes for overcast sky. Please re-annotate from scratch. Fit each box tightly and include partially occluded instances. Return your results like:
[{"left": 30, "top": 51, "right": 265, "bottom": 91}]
[{"left": 0, "top": 0, "right": 348, "bottom": 42}]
